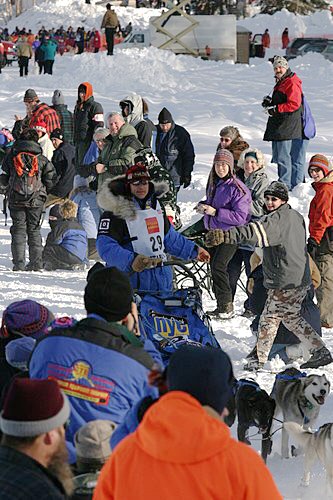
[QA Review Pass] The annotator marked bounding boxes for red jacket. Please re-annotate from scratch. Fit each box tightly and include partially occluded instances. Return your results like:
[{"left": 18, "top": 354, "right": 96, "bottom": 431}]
[
  {"left": 262, "top": 32, "right": 270, "bottom": 48},
  {"left": 93, "top": 392, "right": 282, "bottom": 500},
  {"left": 282, "top": 32, "right": 289, "bottom": 49},
  {"left": 29, "top": 103, "right": 61, "bottom": 135},
  {"left": 93, "top": 31, "right": 101, "bottom": 49},
  {"left": 309, "top": 171, "right": 333, "bottom": 244}
]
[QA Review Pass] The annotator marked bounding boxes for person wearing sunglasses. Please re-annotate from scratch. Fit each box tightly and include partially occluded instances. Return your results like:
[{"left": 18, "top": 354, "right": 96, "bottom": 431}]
[
  {"left": 96, "top": 163, "right": 210, "bottom": 293},
  {"left": 205, "top": 180, "right": 332, "bottom": 371},
  {"left": 307, "top": 154, "right": 333, "bottom": 328},
  {"left": 216, "top": 125, "right": 249, "bottom": 175}
]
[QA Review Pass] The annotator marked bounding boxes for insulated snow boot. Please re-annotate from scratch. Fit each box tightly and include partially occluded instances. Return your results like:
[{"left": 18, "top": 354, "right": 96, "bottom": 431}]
[
  {"left": 300, "top": 346, "right": 333, "bottom": 369},
  {"left": 207, "top": 303, "right": 234, "bottom": 319}
]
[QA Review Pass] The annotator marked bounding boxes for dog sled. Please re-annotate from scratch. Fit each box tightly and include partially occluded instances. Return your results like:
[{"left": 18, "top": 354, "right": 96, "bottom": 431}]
[{"left": 135, "top": 260, "right": 220, "bottom": 366}]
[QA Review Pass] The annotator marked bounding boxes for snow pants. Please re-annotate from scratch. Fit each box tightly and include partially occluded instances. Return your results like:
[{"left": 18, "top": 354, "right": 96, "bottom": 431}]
[
  {"left": 257, "top": 285, "right": 324, "bottom": 363},
  {"left": 209, "top": 243, "right": 237, "bottom": 308},
  {"left": 10, "top": 205, "right": 44, "bottom": 269}
]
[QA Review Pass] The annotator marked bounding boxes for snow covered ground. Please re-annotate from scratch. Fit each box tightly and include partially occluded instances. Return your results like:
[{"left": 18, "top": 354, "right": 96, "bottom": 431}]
[{"left": 1, "top": 2, "right": 333, "bottom": 498}]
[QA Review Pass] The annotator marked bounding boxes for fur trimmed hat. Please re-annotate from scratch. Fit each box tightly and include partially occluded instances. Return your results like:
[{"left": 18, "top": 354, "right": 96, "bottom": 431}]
[
  {"left": 308, "top": 154, "right": 331, "bottom": 177},
  {"left": 239, "top": 147, "right": 265, "bottom": 170},
  {"left": 84, "top": 266, "right": 133, "bottom": 322},
  {"left": 59, "top": 200, "right": 78, "bottom": 219},
  {"left": 0, "top": 300, "right": 54, "bottom": 339},
  {"left": 167, "top": 345, "right": 234, "bottom": 414},
  {"left": 219, "top": 125, "right": 239, "bottom": 142},
  {"left": 0, "top": 378, "right": 70, "bottom": 437},
  {"left": 264, "top": 181, "right": 289, "bottom": 202}
]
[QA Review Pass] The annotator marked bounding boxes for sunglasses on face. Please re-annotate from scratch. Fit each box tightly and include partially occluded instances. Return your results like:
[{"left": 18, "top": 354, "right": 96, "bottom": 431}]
[
  {"left": 265, "top": 196, "right": 279, "bottom": 202},
  {"left": 130, "top": 180, "right": 149, "bottom": 186},
  {"left": 309, "top": 167, "right": 322, "bottom": 173}
]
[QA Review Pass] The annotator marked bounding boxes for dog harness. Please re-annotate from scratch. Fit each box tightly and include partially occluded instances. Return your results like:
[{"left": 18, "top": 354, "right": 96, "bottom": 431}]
[
  {"left": 275, "top": 372, "right": 307, "bottom": 381},
  {"left": 233, "top": 379, "right": 261, "bottom": 396},
  {"left": 297, "top": 397, "right": 314, "bottom": 425}
]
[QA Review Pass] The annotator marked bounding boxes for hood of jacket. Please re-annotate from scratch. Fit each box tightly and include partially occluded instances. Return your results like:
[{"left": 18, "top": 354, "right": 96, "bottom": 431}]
[
  {"left": 97, "top": 175, "right": 169, "bottom": 219},
  {"left": 238, "top": 147, "right": 265, "bottom": 171},
  {"left": 120, "top": 93, "right": 143, "bottom": 127},
  {"left": 78, "top": 82, "right": 93, "bottom": 102},
  {"left": 312, "top": 170, "right": 333, "bottom": 190},
  {"left": 135, "top": 392, "right": 231, "bottom": 464},
  {"left": 12, "top": 139, "right": 42, "bottom": 156}
]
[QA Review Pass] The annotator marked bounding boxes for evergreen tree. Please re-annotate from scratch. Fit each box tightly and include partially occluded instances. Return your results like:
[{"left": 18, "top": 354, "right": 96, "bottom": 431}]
[{"left": 259, "top": 0, "right": 329, "bottom": 15}]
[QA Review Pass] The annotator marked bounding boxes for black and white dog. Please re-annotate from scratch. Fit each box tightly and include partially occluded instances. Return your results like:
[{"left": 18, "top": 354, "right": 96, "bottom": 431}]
[{"left": 227, "top": 379, "right": 276, "bottom": 463}]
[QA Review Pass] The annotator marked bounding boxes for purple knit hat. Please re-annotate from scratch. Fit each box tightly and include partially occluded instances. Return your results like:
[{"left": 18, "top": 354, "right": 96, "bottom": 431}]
[{"left": 0, "top": 300, "right": 55, "bottom": 339}]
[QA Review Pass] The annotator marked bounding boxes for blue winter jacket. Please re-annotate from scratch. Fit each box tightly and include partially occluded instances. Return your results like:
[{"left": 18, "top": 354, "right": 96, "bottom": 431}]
[
  {"left": 96, "top": 181, "right": 198, "bottom": 292},
  {"left": 40, "top": 40, "right": 57, "bottom": 60},
  {"left": 29, "top": 317, "right": 158, "bottom": 461},
  {"left": 71, "top": 188, "right": 101, "bottom": 239},
  {"left": 45, "top": 218, "right": 88, "bottom": 262}
]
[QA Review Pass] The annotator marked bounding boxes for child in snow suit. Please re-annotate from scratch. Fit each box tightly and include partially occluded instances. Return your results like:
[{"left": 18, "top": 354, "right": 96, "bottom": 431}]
[
  {"left": 43, "top": 200, "right": 88, "bottom": 271},
  {"left": 70, "top": 176, "right": 101, "bottom": 260}
]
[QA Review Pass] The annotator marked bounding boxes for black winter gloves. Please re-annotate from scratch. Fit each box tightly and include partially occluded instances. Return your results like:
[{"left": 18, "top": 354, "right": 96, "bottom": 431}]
[
  {"left": 261, "top": 95, "right": 272, "bottom": 108},
  {"left": 307, "top": 238, "right": 319, "bottom": 260},
  {"left": 181, "top": 175, "right": 191, "bottom": 189}
]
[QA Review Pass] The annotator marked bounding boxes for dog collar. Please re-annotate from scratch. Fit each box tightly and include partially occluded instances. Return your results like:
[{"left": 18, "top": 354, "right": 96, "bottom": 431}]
[{"left": 297, "top": 398, "right": 313, "bottom": 425}]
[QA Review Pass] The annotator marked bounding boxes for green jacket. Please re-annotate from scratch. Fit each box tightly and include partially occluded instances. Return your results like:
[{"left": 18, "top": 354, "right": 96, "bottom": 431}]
[{"left": 97, "top": 123, "right": 141, "bottom": 191}]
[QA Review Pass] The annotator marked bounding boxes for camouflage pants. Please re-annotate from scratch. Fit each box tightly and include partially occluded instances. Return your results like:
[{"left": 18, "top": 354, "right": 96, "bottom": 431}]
[{"left": 257, "top": 285, "right": 324, "bottom": 363}]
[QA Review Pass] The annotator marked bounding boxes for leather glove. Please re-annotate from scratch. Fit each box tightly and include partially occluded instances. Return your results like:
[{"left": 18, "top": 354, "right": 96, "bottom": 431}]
[
  {"left": 181, "top": 176, "right": 191, "bottom": 189},
  {"left": 132, "top": 255, "right": 163, "bottom": 273},
  {"left": 261, "top": 95, "right": 272, "bottom": 108},
  {"left": 205, "top": 229, "right": 225, "bottom": 248},
  {"left": 307, "top": 238, "right": 319, "bottom": 260},
  {"left": 266, "top": 105, "right": 278, "bottom": 116}
]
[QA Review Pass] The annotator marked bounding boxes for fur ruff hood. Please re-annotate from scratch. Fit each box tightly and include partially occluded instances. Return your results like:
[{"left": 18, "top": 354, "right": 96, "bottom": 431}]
[
  {"left": 97, "top": 175, "right": 169, "bottom": 220},
  {"left": 238, "top": 147, "right": 266, "bottom": 171}
]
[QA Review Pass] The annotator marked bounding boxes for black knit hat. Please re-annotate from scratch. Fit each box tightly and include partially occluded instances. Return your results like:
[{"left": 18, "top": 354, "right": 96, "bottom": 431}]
[
  {"left": 84, "top": 266, "right": 133, "bottom": 322},
  {"left": 167, "top": 345, "right": 234, "bottom": 414},
  {"left": 264, "top": 181, "right": 289, "bottom": 202},
  {"left": 158, "top": 107, "right": 173, "bottom": 124},
  {"left": 50, "top": 128, "right": 64, "bottom": 140}
]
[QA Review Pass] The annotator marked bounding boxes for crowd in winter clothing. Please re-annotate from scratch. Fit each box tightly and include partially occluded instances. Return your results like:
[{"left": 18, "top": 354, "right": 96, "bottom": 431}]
[{"left": 0, "top": 63, "right": 333, "bottom": 497}]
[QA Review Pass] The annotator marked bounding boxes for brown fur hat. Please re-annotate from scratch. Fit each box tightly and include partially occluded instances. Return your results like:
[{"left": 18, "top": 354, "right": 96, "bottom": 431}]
[{"left": 59, "top": 200, "right": 78, "bottom": 219}]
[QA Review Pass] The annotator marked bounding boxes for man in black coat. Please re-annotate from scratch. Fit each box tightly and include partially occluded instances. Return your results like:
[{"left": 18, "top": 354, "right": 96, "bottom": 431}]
[
  {"left": 155, "top": 107, "right": 195, "bottom": 197},
  {"left": 0, "top": 128, "right": 56, "bottom": 271},
  {"left": 45, "top": 128, "right": 76, "bottom": 208},
  {"left": 73, "top": 82, "right": 104, "bottom": 168}
]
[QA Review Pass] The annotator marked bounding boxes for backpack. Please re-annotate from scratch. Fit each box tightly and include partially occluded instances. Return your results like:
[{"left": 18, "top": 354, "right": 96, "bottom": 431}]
[
  {"left": 10, "top": 151, "right": 43, "bottom": 199},
  {"left": 302, "top": 94, "right": 316, "bottom": 140}
]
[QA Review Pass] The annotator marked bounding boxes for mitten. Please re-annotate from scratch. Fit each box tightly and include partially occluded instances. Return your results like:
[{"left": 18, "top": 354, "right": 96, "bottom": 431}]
[
  {"left": 266, "top": 105, "right": 278, "bottom": 116},
  {"left": 261, "top": 95, "right": 272, "bottom": 108},
  {"left": 205, "top": 229, "right": 225, "bottom": 248},
  {"left": 181, "top": 176, "right": 191, "bottom": 189},
  {"left": 132, "top": 255, "right": 162, "bottom": 272},
  {"left": 307, "top": 238, "right": 319, "bottom": 260}
]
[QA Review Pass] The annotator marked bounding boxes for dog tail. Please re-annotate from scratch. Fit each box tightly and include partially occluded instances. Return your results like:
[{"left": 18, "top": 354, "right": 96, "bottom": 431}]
[{"left": 284, "top": 422, "right": 313, "bottom": 448}]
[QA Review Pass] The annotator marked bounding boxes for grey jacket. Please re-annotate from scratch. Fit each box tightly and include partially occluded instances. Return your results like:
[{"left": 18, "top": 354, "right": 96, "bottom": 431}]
[{"left": 225, "top": 203, "right": 311, "bottom": 290}]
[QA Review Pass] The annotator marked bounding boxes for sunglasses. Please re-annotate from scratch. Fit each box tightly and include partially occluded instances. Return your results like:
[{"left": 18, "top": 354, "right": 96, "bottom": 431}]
[
  {"left": 264, "top": 196, "right": 279, "bottom": 202},
  {"left": 130, "top": 180, "right": 149, "bottom": 186},
  {"left": 309, "top": 167, "right": 322, "bottom": 173}
]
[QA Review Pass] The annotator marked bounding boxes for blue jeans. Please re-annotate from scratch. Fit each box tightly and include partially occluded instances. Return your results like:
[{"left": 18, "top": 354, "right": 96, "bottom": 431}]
[
  {"left": 272, "top": 139, "right": 308, "bottom": 190},
  {"left": 291, "top": 139, "right": 308, "bottom": 189}
]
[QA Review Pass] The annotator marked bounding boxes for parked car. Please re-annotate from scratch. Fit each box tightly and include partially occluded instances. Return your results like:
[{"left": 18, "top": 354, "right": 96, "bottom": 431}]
[
  {"left": 2, "top": 41, "right": 17, "bottom": 64},
  {"left": 285, "top": 37, "right": 329, "bottom": 60}
]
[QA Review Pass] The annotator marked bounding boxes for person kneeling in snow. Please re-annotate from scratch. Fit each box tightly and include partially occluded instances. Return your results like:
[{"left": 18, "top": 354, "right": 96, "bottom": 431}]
[
  {"left": 43, "top": 200, "right": 88, "bottom": 271},
  {"left": 96, "top": 164, "right": 210, "bottom": 292}
]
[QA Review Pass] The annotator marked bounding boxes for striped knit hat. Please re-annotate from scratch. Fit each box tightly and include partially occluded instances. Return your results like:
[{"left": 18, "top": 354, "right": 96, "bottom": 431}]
[
  {"left": 214, "top": 148, "right": 234, "bottom": 170},
  {"left": 308, "top": 154, "right": 330, "bottom": 176}
]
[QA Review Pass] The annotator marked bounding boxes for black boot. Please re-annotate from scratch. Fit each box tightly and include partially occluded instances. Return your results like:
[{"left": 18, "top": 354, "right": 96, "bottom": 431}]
[{"left": 300, "top": 346, "right": 333, "bottom": 369}]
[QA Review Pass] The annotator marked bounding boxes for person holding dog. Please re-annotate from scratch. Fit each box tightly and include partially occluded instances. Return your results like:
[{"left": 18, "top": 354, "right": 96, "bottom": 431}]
[
  {"left": 205, "top": 180, "right": 333, "bottom": 370},
  {"left": 94, "top": 345, "right": 282, "bottom": 500}
]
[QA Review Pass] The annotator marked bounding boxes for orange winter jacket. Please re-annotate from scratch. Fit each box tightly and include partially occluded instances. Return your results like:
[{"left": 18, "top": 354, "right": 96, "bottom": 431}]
[
  {"left": 309, "top": 171, "right": 333, "bottom": 244},
  {"left": 93, "top": 391, "right": 282, "bottom": 500}
]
